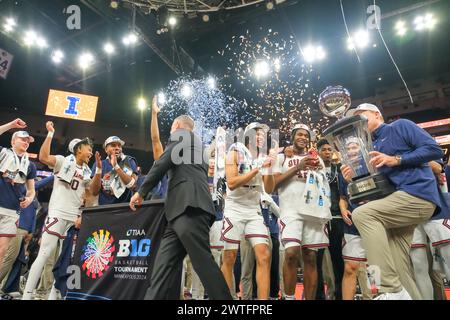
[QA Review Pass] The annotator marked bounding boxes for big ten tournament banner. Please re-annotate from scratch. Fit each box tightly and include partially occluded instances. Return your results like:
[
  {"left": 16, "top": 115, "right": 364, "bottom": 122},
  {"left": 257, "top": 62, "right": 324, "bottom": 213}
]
[
  {"left": 45, "top": 89, "right": 99, "bottom": 122},
  {"left": 66, "top": 200, "right": 167, "bottom": 300},
  {"left": 0, "top": 48, "right": 14, "bottom": 79}
]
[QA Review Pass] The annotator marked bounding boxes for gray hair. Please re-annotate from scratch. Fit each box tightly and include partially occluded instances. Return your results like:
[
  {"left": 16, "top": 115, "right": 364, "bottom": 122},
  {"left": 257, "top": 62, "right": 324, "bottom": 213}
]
[{"left": 174, "top": 115, "right": 195, "bottom": 130}]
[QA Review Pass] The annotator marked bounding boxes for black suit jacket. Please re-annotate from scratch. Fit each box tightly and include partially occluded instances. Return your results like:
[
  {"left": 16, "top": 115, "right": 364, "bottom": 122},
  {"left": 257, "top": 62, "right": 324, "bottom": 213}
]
[{"left": 138, "top": 129, "right": 215, "bottom": 222}]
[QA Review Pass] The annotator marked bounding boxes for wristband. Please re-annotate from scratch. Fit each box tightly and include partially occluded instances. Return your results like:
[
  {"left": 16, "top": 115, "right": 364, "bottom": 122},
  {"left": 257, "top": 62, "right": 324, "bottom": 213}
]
[
  {"left": 114, "top": 164, "right": 121, "bottom": 171},
  {"left": 126, "top": 178, "right": 136, "bottom": 188},
  {"left": 95, "top": 167, "right": 102, "bottom": 175},
  {"left": 47, "top": 131, "right": 54, "bottom": 138}
]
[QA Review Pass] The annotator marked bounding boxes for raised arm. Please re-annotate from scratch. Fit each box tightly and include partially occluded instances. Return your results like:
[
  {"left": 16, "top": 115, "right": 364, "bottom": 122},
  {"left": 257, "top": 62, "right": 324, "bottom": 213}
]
[
  {"left": 0, "top": 118, "right": 27, "bottom": 136},
  {"left": 90, "top": 151, "right": 103, "bottom": 196},
  {"left": 130, "top": 140, "right": 175, "bottom": 211},
  {"left": 138, "top": 140, "right": 176, "bottom": 198},
  {"left": 151, "top": 95, "right": 164, "bottom": 161},
  {"left": 39, "top": 121, "right": 57, "bottom": 168},
  {"left": 262, "top": 151, "right": 276, "bottom": 194},
  {"left": 109, "top": 153, "right": 137, "bottom": 188},
  {"left": 225, "top": 151, "right": 260, "bottom": 191}
]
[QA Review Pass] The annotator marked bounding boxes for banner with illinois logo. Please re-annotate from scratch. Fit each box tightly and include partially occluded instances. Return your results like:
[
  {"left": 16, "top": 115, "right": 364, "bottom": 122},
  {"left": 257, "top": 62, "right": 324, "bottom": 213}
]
[
  {"left": 66, "top": 200, "right": 166, "bottom": 300},
  {"left": 45, "top": 89, "right": 99, "bottom": 122}
]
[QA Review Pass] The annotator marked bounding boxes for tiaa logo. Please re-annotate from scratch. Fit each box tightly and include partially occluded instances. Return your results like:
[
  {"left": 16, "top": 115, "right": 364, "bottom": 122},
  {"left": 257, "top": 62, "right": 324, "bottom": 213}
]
[{"left": 81, "top": 229, "right": 116, "bottom": 279}]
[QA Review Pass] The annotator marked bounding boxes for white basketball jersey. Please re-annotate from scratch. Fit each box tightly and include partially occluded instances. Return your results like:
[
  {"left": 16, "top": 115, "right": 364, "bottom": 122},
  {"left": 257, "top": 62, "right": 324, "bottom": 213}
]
[
  {"left": 225, "top": 143, "right": 263, "bottom": 215},
  {"left": 275, "top": 153, "right": 308, "bottom": 212},
  {"left": 275, "top": 153, "right": 327, "bottom": 215},
  {"left": 49, "top": 155, "right": 90, "bottom": 222}
]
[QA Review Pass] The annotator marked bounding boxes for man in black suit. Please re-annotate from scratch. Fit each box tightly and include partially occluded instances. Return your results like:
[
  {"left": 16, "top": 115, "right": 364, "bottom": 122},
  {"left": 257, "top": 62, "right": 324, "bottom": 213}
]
[{"left": 129, "top": 115, "right": 232, "bottom": 300}]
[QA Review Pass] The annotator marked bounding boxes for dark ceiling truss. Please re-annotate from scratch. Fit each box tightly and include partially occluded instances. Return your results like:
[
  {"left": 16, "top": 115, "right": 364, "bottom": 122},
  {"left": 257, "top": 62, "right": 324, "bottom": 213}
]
[
  {"left": 72, "top": 0, "right": 202, "bottom": 83},
  {"left": 121, "top": 0, "right": 268, "bottom": 13}
]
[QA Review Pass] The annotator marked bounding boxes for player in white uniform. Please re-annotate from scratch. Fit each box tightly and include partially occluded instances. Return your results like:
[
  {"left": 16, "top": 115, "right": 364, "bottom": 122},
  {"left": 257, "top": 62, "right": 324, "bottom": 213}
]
[
  {"left": 0, "top": 119, "right": 36, "bottom": 274},
  {"left": 22, "top": 121, "right": 96, "bottom": 300},
  {"left": 221, "top": 122, "right": 276, "bottom": 300},
  {"left": 410, "top": 160, "right": 450, "bottom": 300},
  {"left": 271, "top": 124, "right": 331, "bottom": 300}
]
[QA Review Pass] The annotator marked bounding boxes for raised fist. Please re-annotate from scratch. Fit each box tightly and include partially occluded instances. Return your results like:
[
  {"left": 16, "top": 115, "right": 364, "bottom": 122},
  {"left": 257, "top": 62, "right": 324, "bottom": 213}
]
[
  {"left": 46, "top": 121, "right": 55, "bottom": 133},
  {"left": 95, "top": 151, "right": 102, "bottom": 169},
  {"left": 152, "top": 95, "right": 160, "bottom": 114},
  {"left": 10, "top": 118, "right": 27, "bottom": 129}
]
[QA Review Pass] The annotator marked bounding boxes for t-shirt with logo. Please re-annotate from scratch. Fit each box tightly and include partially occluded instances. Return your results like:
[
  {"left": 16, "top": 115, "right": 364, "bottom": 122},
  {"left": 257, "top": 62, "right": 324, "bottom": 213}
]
[
  {"left": 0, "top": 146, "right": 37, "bottom": 217},
  {"left": 49, "top": 155, "right": 91, "bottom": 222},
  {"left": 91, "top": 156, "right": 138, "bottom": 205}
]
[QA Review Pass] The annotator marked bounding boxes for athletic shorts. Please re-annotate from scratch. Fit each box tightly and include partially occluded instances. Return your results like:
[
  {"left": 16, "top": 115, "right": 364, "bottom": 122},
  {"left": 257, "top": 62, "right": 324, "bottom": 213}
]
[
  {"left": 411, "top": 219, "right": 450, "bottom": 248},
  {"left": 43, "top": 215, "right": 74, "bottom": 240},
  {"left": 342, "top": 233, "right": 367, "bottom": 262},
  {"left": 210, "top": 220, "right": 224, "bottom": 250},
  {"left": 279, "top": 215, "right": 329, "bottom": 250},
  {"left": 221, "top": 212, "right": 269, "bottom": 250},
  {"left": 0, "top": 213, "right": 18, "bottom": 238}
]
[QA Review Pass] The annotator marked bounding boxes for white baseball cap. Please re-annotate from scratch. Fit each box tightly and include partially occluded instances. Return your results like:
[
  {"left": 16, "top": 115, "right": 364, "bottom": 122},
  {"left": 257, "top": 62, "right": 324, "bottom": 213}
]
[
  {"left": 12, "top": 131, "right": 35, "bottom": 143},
  {"left": 244, "top": 122, "right": 269, "bottom": 136},
  {"left": 103, "top": 136, "right": 125, "bottom": 148},
  {"left": 68, "top": 139, "right": 82, "bottom": 154},
  {"left": 291, "top": 123, "right": 316, "bottom": 142},
  {"left": 69, "top": 138, "right": 93, "bottom": 154},
  {"left": 345, "top": 136, "right": 360, "bottom": 146},
  {"left": 346, "top": 103, "right": 381, "bottom": 117}
]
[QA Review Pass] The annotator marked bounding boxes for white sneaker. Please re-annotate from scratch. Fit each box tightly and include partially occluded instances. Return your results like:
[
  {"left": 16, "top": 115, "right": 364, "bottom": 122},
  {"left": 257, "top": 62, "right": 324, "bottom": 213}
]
[{"left": 373, "top": 288, "right": 412, "bottom": 300}]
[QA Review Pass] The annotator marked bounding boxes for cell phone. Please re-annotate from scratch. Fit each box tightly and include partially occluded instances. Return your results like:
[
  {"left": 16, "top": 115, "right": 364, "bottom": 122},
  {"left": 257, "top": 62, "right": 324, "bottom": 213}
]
[{"left": 308, "top": 149, "right": 319, "bottom": 159}]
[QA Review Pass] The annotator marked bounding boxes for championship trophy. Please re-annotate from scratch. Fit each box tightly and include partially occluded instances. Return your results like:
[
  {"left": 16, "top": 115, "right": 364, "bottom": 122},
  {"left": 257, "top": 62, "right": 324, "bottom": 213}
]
[{"left": 318, "top": 85, "right": 394, "bottom": 204}]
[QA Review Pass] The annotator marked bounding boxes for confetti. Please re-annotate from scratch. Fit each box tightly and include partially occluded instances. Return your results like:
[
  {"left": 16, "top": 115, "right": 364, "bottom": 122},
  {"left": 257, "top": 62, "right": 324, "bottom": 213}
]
[
  {"left": 157, "top": 76, "right": 246, "bottom": 144},
  {"left": 158, "top": 28, "right": 332, "bottom": 146},
  {"left": 219, "top": 28, "right": 331, "bottom": 143}
]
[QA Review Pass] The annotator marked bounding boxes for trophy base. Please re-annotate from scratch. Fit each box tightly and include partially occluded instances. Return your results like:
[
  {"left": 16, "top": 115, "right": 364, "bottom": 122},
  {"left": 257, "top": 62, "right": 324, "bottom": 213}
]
[{"left": 348, "top": 173, "right": 395, "bottom": 206}]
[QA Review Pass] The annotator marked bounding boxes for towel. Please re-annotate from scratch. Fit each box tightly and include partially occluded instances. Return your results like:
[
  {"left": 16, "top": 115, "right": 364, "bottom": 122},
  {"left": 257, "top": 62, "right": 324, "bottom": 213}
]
[
  {"left": 56, "top": 154, "right": 91, "bottom": 184},
  {"left": 0, "top": 148, "right": 30, "bottom": 184},
  {"left": 260, "top": 192, "right": 281, "bottom": 218},
  {"left": 108, "top": 154, "right": 133, "bottom": 198},
  {"left": 298, "top": 170, "right": 332, "bottom": 223}
]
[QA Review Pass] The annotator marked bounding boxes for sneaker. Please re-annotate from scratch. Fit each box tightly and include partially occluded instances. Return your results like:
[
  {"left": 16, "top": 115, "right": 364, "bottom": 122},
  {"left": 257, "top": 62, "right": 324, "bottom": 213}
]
[
  {"left": 373, "top": 288, "right": 412, "bottom": 300},
  {"left": 1, "top": 293, "right": 14, "bottom": 300},
  {"left": 19, "top": 276, "right": 27, "bottom": 294},
  {"left": 183, "top": 291, "right": 192, "bottom": 300},
  {"left": 8, "top": 292, "right": 22, "bottom": 299}
]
